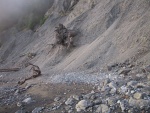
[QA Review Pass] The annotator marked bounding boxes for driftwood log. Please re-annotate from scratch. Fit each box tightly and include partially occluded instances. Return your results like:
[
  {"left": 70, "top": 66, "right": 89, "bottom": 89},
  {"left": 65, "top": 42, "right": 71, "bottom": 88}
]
[
  {"left": 18, "top": 63, "right": 41, "bottom": 85},
  {"left": 0, "top": 68, "right": 20, "bottom": 72}
]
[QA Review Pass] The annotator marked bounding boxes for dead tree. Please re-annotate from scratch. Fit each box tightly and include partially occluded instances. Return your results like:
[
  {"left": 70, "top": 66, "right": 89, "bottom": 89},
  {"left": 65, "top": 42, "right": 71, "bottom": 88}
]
[
  {"left": 18, "top": 63, "right": 41, "bottom": 85},
  {"left": 55, "top": 23, "right": 77, "bottom": 49}
]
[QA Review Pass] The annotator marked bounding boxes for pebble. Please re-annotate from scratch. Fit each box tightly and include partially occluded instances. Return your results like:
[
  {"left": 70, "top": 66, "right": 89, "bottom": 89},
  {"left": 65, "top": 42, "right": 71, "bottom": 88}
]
[
  {"left": 118, "top": 100, "right": 129, "bottom": 112},
  {"left": 107, "top": 97, "right": 117, "bottom": 106},
  {"left": 131, "top": 90, "right": 135, "bottom": 94},
  {"left": 127, "top": 81, "right": 137, "bottom": 87},
  {"left": 65, "top": 97, "right": 74, "bottom": 105},
  {"left": 54, "top": 97, "right": 61, "bottom": 102},
  {"left": 32, "top": 107, "right": 44, "bottom": 113},
  {"left": 83, "top": 93, "right": 93, "bottom": 99},
  {"left": 118, "top": 69, "right": 131, "bottom": 75},
  {"left": 96, "top": 104, "right": 109, "bottom": 113},
  {"left": 17, "top": 102, "right": 23, "bottom": 107},
  {"left": 72, "top": 95, "right": 80, "bottom": 101},
  {"left": 25, "top": 85, "right": 32, "bottom": 89},
  {"left": 22, "top": 97, "right": 32, "bottom": 104},
  {"left": 68, "top": 110, "right": 73, "bottom": 113},
  {"left": 93, "top": 99, "right": 102, "bottom": 105},
  {"left": 14, "top": 89, "right": 20, "bottom": 95},
  {"left": 108, "top": 82, "right": 117, "bottom": 89},
  {"left": 65, "top": 105, "right": 72, "bottom": 111},
  {"left": 15, "top": 110, "right": 26, "bottom": 113},
  {"left": 133, "top": 92, "right": 143, "bottom": 99},
  {"left": 120, "top": 85, "right": 128, "bottom": 93},
  {"left": 75, "top": 100, "right": 90, "bottom": 112},
  {"left": 110, "top": 88, "right": 116, "bottom": 94}
]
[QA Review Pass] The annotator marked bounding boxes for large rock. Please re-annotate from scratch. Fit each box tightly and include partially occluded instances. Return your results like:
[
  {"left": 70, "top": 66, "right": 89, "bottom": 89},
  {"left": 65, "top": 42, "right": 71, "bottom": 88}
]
[
  {"left": 129, "top": 97, "right": 150, "bottom": 108},
  {"left": 75, "top": 100, "right": 91, "bottom": 112}
]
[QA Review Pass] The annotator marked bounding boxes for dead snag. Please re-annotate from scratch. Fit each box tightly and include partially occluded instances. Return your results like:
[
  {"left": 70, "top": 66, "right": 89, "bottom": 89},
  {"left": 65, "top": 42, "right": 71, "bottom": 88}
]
[
  {"left": 18, "top": 63, "right": 41, "bottom": 85},
  {"left": 54, "top": 23, "right": 77, "bottom": 49}
]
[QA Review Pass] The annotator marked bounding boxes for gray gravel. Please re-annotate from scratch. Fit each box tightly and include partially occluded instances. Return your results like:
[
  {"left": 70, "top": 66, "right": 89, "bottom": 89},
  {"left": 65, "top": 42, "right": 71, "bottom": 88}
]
[{"left": 46, "top": 71, "right": 119, "bottom": 84}]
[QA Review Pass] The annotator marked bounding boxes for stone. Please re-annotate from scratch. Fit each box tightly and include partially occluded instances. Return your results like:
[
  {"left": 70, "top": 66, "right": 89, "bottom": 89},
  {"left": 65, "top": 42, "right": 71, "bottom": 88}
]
[
  {"left": 83, "top": 93, "right": 93, "bottom": 99},
  {"left": 145, "top": 65, "right": 150, "bottom": 72},
  {"left": 107, "top": 97, "right": 117, "bottom": 106},
  {"left": 118, "top": 100, "right": 129, "bottom": 112},
  {"left": 14, "top": 89, "right": 20, "bottom": 95},
  {"left": 127, "top": 81, "right": 137, "bottom": 87},
  {"left": 131, "top": 90, "right": 135, "bottom": 94},
  {"left": 147, "top": 74, "right": 150, "bottom": 80},
  {"left": 119, "top": 85, "right": 128, "bottom": 94},
  {"left": 118, "top": 69, "right": 131, "bottom": 75},
  {"left": 101, "top": 86, "right": 111, "bottom": 92},
  {"left": 133, "top": 92, "right": 143, "bottom": 99},
  {"left": 72, "top": 95, "right": 80, "bottom": 101},
  {"left": 54, "top": 97, "right": 61, "bottom": 102},
  {"left": 96, "top": 104, "right": 109, "bottom": 113},
  {"left": 86, "top": 107, "right": 93, "bottom": 112},
  {"left": 65, "top": 105, "right": 72, "bottom": 111},
  {"left": 75, "top": 100, "right": 91, "bottom": 112},
  {"left": 103, "top": 79, "right": 110, "bottom": 86},
  {"left": 90, "top": 94, "right": 96, "bottom": 100},
  {"left": 25, "top": 85, "right": 32, "bottom": 89},
  {"left": 68, "top": 110, "right": 73, "bottom": 113},
  {"left": 22, "top": 97, "right": 32, "bottom": 104},
  {"left": 65, "top": 97, "right": 74, "bottom": 105},
  {"left": 17, "top": 102, "right": 24, "bottom": 107},
  {"left": 97, "top": 86, "right": 101, "bottom": 91},
  {"left": 129, "top": 97, "right": 150, "bottom": 108},
  {"left": 15, "top": 110, "right": 26, "bottom": 113},
  {"left": 110, "top": 88, "right": 116, "bottom": 94},
  {"left": 108, "top": 82, "right": 117, "bottom": 89},
  {"left": 93, "top": 99, "right": 102, "bottom": 105},
  {"left": 32, "top": 107, "right": 44, "bottom": 113},
  {"left": 136, "top": 74, "right": 146, "bottom": 79}
]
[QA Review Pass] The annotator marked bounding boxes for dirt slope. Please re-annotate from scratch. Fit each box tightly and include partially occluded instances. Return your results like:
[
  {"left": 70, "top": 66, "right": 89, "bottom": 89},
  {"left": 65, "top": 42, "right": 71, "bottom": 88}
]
[{"left": 0, "top": 0, "right": 150, "bottom": 76}]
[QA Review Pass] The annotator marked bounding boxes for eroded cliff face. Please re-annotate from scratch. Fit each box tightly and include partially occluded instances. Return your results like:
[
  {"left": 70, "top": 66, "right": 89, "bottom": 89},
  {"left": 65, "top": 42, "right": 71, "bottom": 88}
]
[{"left": 0, "top": 0, "right": 150, "bottom": 74}]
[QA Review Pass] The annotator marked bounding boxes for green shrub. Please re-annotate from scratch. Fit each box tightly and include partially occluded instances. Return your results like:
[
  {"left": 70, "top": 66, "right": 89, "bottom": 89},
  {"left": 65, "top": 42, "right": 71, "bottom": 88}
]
[{"left": 40, "top": 16, "right": 48, "bottom": 25}]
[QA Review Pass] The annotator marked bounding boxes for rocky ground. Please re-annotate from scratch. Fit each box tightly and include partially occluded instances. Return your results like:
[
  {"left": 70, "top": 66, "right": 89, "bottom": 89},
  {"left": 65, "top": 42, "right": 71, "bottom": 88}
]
[
  {"left": 0, "top": 0, "right": 150, "bottom": 113},
  {"left": 0, "top": 62, "right": 150, "bottom": 113}
]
